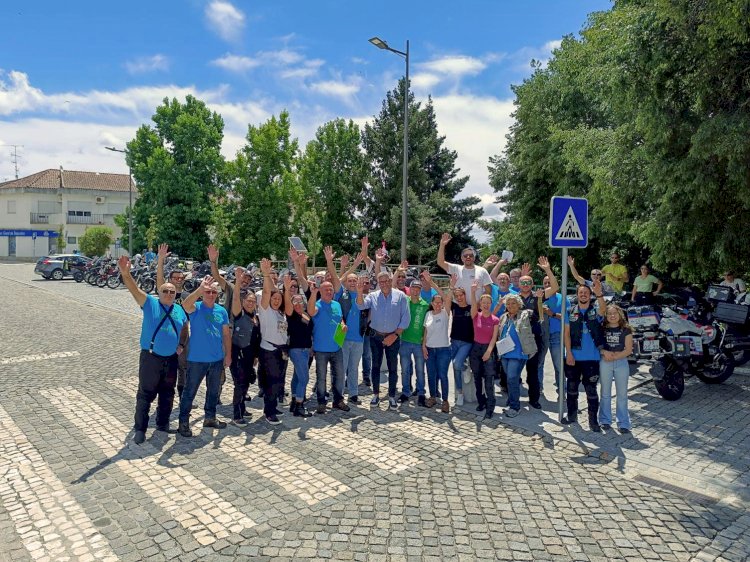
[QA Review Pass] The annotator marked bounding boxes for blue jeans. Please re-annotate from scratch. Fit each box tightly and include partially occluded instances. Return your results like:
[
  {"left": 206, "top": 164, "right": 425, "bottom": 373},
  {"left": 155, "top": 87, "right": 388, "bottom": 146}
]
[
  {"left": 289, "top": 348, "right": 310, "bottom": 400},
  {"left": 179, "top": 360, "right": 224, "bottom": 422},
  {"left": 362, "top": 334, "right": 372, "bottom": 382},
  {"left": 547, "top": 331, "right": 562, "bottom": 387},
  {"left": 427, "top": 346, "right": 451, "bottom": 400},
  {"left": 450, "top": 340, "right": 472, "bottom": 392},
  {"left": 369, "top": 334, "right": 400, "bottom": 397},
  {"left": 599, "top": 358, "right": 631, "bottom": 429},
  {"left": 342, "top": 339, "right": 364, "bottom": 396},
  {"left": 502, "top": 357, "right": 526, "bottom": 411},
  {"left": 399, "top": 341, "right": 425, "bottom": 396},
  {"left": 315, "top": 350, "right": 344, "bottom": 405}
]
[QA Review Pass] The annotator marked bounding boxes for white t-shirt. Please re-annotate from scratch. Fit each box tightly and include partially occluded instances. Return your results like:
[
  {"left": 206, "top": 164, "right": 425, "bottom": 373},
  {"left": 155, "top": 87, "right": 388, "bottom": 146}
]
[
  {"left": 257, "top": 304, "right": 288, "bottom": 351},
  {"left": 423, "top": 309, "right": 450, "bottom": 348},
  {"left": 448, "top": 263, "right": 492, "bottom": 304},
  {"left": 721, "top": 278, "right": 747, "bottom": 293}
]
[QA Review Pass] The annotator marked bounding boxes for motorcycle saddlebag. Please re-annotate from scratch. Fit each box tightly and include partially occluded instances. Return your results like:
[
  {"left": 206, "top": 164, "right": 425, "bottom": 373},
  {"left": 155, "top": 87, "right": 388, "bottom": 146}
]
[
  {"left": 714, "top": 302, "right": 750, "bottom": 325},
  {"left": 707, "top": 284, "right": 735, "bottom": 303}
]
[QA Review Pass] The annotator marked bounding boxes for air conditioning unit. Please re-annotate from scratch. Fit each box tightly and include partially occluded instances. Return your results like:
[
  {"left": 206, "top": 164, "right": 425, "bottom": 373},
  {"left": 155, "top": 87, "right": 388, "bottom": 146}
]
[{"left": 95, "top": 196, "right": 106, "bottom": 204}]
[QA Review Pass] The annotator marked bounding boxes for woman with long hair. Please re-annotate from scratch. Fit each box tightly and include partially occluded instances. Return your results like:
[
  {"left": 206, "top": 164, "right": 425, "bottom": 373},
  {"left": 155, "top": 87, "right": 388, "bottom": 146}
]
[
  {"left": 229, "top": 268, "right": 260, "bottom": 425},
  {"left": 257, "top": 258, "right": 288, "bottom": 425},
  {"left": 599, "top": 304, "right": 634, "bottom": 433},
  {"left": 283, "top": 273, "right": 314, "bottom": 417},
  {"left": 469, "top": 281, "right": 500, "bottom": 420},
  {"left": 422, "top": 277, "right": 455, "bottom": 413},
  {"left": 449, "top": 286, "right": 473, "bottom": 407}
]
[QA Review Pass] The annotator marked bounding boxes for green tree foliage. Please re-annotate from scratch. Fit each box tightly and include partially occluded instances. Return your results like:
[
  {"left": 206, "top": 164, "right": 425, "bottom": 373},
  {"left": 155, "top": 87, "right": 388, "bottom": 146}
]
[
  {"left": 79, "top": 226, "right": 114, "bottom": 257},
  {"left": 56, "top": 225, "right": 66, "bottom": 253},
  {"left": 299, "top": 118, "right": 367, "bottom": 257},
  {"left": 486, "top": 0, "right": 750, "bottom": 283},
  {"left": 361, "top": 79, "right": 482, "bottom": 263},
  {"left": 125, "top": 95, "right": 226, "bottom": 260},
  {"left": 225, "top": 111, "right": 301, "bottom": 264}
]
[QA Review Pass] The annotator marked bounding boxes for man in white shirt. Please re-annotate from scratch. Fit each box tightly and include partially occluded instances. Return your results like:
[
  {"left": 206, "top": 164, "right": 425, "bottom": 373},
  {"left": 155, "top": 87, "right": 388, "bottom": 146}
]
[
  {"left": 437, "top": 233, "right": 492, "bottom": 304},
  {"left": 721, "top": 271, "right": 747, "bottom": 294}
]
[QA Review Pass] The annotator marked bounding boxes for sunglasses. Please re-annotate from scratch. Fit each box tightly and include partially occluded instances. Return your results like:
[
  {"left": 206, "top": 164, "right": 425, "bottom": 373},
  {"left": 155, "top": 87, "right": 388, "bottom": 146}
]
[
  {"left": 161, "top": 289, "right": 176, "bottom": 295},
  {"left": 592, "top": 273, "right": 602, "bottom": 277},
  {"left": 519, "top": 281, "right": 533, "bottom": 286},
  {"left": 461, "top": 254, "right": 474, "bottom": 259}
]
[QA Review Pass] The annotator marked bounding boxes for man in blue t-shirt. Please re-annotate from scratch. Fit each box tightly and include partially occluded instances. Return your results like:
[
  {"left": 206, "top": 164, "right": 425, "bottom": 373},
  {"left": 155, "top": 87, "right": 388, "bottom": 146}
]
[
  {"left": 177, "top": 275, "right": 232, "bottom": 437},
  {"left": 563, "top": 281, "right": 607, "bottom": 432},
  {"left": 540, "top": 276, "right": 564, "bottom": 391},
  {"left": 118, "top": 256, "right": 187, "bottom": 444},
  {"left": 309, "top": 280, "right": 348, "bottom": 414},
  {"left": 336, "top": 273, "right": 368, "bottom": 405}
]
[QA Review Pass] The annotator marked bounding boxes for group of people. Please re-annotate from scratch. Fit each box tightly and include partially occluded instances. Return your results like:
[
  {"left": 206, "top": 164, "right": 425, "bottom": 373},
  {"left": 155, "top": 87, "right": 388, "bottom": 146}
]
[{"left": 120, "top": 234, "right": 645, "bottom": 445}]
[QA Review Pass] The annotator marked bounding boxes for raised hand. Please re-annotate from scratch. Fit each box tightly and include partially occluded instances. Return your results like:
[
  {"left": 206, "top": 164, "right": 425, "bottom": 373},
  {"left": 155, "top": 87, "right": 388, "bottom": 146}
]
[
  {"left": 207, "top": 244, "right": 219, "bottom": 263},
  {"left": 520, "top": 262, "right": 532, "bottom": 277},
  {"left": 157, "top": 243, "right": 169, "bottom": 259},
  {"left": 421, "top": 270, "right": 433, "bottom": 285},
  {"left": 352, "top": 251, "right": 364, "bottom": 267},
  {"left": 592, "top": 277, "right": 602, "bottom": 295},
  {"left": 234, "top": 266, "right": 245, "bottom": 279},
  {"left": 339, "top": 254, "right": 350, "bottom": 270},
  {"left": 260, "top": 258, "right": 272, "bottom": 275},
  {"left": 450, "top": 273, "right": 458, "bottom": 288},
  {"left": 537, "top": 256, "right": 551, "bottom": 270},
  {"left": 471, "top": 279, "right": 480, "bottom": 292},
  {"left": 485, "top": 254, "right": 500, "bottom": 266},
  {"left": 324, "top": 245, "right": 335, "bottom": 262},
  {"left": 282, "top": 272, "right": 292, "bottom": 288},
  {"left": 440, "top": 232, "right": 451, "bottom": 246},
  {"left": 360, "top": 236, "right": 369, "bottom": 254},
  {"left": 289, "top": 247, "right": 299, "bottom": 262},
  {"left": 567, "top": 255, "right": 575, "bottom": 267},
  {"left": 117, "top": 255, "right": 131, "bottom": 272},
  {"left": 296, "top": 252, "right": 308, "bottom": 266},
  {"left": 375, "top": 247, "right": 387, "bottom": 261},
  {"left": 534, "top": 288, "right": 544, "bottom": 299},
  {"left": 356, "top": 275, "right": 366, "bottom": 293},
  {"left": 200, "top": 275, "right": 216, "bottom": 292}
]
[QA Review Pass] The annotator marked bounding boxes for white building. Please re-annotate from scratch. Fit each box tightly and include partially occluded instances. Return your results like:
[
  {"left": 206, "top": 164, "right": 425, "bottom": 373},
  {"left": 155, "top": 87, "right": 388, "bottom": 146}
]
[{"left": 0, "top": 167, "right": 137, "bottom": 258}]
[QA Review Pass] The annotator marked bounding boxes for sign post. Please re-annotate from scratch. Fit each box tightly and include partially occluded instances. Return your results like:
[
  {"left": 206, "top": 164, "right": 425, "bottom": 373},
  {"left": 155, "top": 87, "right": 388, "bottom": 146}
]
[{"left": 549, "top": 196, "right": 589, "bottom": 422}]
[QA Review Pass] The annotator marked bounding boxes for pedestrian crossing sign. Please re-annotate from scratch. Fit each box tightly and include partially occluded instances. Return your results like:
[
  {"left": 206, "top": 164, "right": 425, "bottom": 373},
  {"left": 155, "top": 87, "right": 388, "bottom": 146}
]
[{"left": 549, "top": 196, "right": 588, "bottom": 248}]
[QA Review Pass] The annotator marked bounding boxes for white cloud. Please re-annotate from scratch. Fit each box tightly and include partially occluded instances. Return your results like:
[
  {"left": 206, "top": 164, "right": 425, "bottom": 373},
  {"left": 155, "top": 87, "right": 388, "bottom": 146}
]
[
  {"left": 204, "top": 0, "right": 246, "bottom": 43},
  {"left": 411, "top": 73, "right": 441, "bottom": 90},
  {"left": 419, "top": 55, "right": 487, "bottom": 77},
  {"left": 510, "top": 39, "right": 562, "bottom": 71},
  {"left": 309, "top": 79, "right": 361, "bottom": 102},
  {"left": 210, "top": 53, "right": 261, "bottom": 73},
  {"left": 124, "top": 54, "right": 170, "bottom": 75}
]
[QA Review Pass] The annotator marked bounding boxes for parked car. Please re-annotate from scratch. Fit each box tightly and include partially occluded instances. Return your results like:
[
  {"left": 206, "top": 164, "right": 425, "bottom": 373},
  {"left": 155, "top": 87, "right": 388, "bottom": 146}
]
[{"left": 34, "top": 254, "right": 92, "bottom": 280}]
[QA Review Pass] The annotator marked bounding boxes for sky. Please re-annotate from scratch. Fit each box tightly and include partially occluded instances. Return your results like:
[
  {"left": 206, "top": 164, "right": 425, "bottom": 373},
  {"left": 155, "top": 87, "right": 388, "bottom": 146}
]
[{"left": 0, "top": 0, "right": 611, "bottom": 233}]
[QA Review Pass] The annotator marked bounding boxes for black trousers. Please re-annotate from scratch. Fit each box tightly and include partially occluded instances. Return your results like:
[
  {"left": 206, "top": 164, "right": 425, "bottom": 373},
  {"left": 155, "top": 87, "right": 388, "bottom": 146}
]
[
  {"left": 259, "top": 348, "right": 285, "bottom": 416},
  {"left": 135, "top": 350, "right": 178, "bottom": 431},
  {"left": 369, "top": 334, "right": 401, "bottom": 397},
  {"left": 469, "top": 343, "right": 496, "bottom": 413},
  {"left": 230, "top": 345, "right": 256, "bottom": 419},
  {"left": 523, "top": 333, "right": 543, "bottom": 405},
  {"left": 565, "top": 359, "right": 600, "bottom": 421}
]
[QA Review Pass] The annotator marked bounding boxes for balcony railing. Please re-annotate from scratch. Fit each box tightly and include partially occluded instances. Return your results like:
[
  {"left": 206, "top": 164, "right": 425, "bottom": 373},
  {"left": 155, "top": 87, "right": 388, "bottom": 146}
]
[
  {"left": 30, "top": 213, "right": 50, "bottom": 224},
  {"left": 66, "top": 214, "right": 105, "bottom": 225}
]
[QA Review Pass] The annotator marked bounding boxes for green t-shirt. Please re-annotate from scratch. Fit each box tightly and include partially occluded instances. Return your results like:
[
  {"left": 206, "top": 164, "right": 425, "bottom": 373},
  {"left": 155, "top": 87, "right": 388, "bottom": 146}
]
[
  {"left": 602, "top": 263, "right": 627, "bottom": 292},
  {"left": 633, "top": 274, "right": 659, "bottom": 293},
  {"left": 401, "top": 298, "right": 430, "bottom": 344}
]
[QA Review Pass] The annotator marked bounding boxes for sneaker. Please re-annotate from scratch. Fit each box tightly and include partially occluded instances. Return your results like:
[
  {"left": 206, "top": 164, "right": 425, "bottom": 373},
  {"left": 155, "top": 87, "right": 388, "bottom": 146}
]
[
  {"left": 590, "top": 422, "right": 602, "bottom": 433},
  {"left": 529, "top": 402, "right": 542, "bottom": 410},
  {"left": 293, "top": 403, "right": 313, "bottom": 418},
  {"left": 398, "top": 393, "right": 410, "bottom": 403},
  {"left": 265, "top": 414, "right": 281, "bottom": 425},
  {"left": 178, "top": 422, "right": 193, "bottom": 437},
  {"left": 232, "top": 418, "right": 248, "bottom": 426},
  {"left": 203, "top": 419, "right": 227, "bottom": 429},
  {"left": 505, "top": 408, "right": 520, "bottom": 418},
  {"left": 475, "top": 403, "right": 486, "bottom": 412},
  {"left": 441, "top": 401, "right": 450, "bottom": 414},
  {"left": 388, "top": 397, "right": 398, "bottom": 410},
  {"left": 561, "top": 415, "right": 578, "bottom": 425},
  {"left": 455, "top": 394, "right": 464, "bottom": 407},
  {"left": 273, "top": 409, "right": 285, "bottom": 417},
  {"left": 316, "top": 403, "right": 327, "bottom": 414},
  {"left": 418, "top": 395, "right": 426, "bottom": 407},
  {"left": 155, "top": 425, "right": 177, "bottom": 434},
  {"left": 619, "top": 427, "right": 631, "bottom": 434},
  {"left": 601, "top": 423, "right": 612, "bottom": 430},
  {"left": 426, "top": 397, "right": 437, "bottom": 408},
  {"left": 370, "top": 395, "right": 380, "bottom": 406},
  {"left": 349, "top": 395, "right": 361, "bottom": 405},
  {"left": 363, "top": 377, "right": 371, "bottom": 387},
  {"left": 133, "top": 430, "right": 146, "bottom": 444},
  {"left": 334, "top": 400, "right": 351, "bottom": 412}
]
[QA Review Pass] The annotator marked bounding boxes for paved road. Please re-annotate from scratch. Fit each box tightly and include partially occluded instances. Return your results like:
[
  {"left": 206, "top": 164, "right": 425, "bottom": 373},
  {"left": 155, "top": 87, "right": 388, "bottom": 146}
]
[{"left": 1, "top": 264, "right": 749, "bottom": 561}]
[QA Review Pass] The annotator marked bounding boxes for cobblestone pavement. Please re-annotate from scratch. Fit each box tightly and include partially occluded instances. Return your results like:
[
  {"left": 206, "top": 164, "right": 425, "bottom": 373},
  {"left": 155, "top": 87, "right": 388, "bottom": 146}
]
[{"left": 1, "top": 264, "right": 749, "bottom": 561}]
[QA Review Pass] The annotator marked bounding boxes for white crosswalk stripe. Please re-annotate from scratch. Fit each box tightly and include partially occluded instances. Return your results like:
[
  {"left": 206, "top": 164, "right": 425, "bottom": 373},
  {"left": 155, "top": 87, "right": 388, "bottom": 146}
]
[
  {"left": 42, "top": 388, "right": 256, "bottom": 546},
  {"left": 0, "top": 404, "right": 118, "bottom": 561}
]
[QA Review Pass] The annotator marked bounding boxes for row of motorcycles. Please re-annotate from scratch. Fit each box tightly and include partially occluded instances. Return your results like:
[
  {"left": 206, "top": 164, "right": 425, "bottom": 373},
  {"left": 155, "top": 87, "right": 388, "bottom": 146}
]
[{"left": 626, "top": 284, "right": 750, "bottom": 400}]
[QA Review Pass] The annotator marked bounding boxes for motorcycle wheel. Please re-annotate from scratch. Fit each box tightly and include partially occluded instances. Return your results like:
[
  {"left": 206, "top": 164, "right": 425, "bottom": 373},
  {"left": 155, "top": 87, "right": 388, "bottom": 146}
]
[
  {"left": 140, "top": 279, "right": 155, "bottom": 294},
  {"left": 85, "top": 272, "right": 97, "bottom": 285},
  {"left": 95, "top": 277, "right": 107, "bottom": 288},
  {"left": 695, "top": 351, "right": 735, "bottom": 384},
  {"left": 653, "top": 357, "right": 685, "bottom": 401},
  {"left": 107, "top": 276, "right": 121, "bottom": 289},
  {"left": 73, "top": 271, "right": 84, "bottom": 283}
]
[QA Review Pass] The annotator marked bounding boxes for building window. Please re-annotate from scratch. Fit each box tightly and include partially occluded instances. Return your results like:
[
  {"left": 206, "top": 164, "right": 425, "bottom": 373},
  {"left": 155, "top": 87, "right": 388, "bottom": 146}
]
[
  {"left": 7, "top": 201, "right": 16, "bottom": 214},
  {"left": 67, "top": 236, "right": 77, "bottom": 245},
  {"left": 68, "top": 210, "right": 92, "bottom": 217}
]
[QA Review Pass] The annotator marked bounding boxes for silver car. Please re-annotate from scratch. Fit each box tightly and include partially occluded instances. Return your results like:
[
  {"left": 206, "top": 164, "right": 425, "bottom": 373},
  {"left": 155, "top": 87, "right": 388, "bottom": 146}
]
[{"left": 34, "top": 254, "right": 92, "bottom": 280}]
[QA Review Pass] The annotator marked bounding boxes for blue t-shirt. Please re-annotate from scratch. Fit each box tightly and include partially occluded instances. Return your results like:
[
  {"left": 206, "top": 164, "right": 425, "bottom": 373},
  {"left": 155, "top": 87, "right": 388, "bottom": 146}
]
[
  {"left": 491, "top": 286, "right": 511, "bottom": 316},
  {"left": 139, "top": 295, "right": 187, "bottom": 357},
  {"left": 335, "top": 288, "right": 363, "bottom": 343},
  {"left": 545, "top": 293, "right": 563, "bottom": 334},
  {"left": 564, "top": 305, "right": 602, "bottom": 361},
  {"left": 500, "top": 318, "right": 528, "bottom": 360},
  {"left": 312, "top": 299, "right": 344, "bottom": 352},
  {"left": 509, "top": 285, "right": 520, "bottom": 294},
  {"left": 188, "top": 301, "right": 229, "bottom": 362},
  {"left": 420, "top": 287, "right": 438, "bottom": 303}
]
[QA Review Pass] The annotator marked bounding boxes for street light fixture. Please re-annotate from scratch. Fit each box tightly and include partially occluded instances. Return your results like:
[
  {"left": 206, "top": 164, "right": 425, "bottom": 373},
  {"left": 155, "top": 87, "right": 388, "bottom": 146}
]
[
  {"left": 105, "top": 146, "right": 133, "bottom": 258},
  {"left": 369, "top": 36, "right": 410, "bottom": 263}
]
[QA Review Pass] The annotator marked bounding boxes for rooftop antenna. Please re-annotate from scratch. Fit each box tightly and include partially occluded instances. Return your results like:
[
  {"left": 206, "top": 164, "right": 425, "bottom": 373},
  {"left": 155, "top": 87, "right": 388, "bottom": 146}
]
[{"left": 1, "top": 144, "right": 24, "bottom": 179}]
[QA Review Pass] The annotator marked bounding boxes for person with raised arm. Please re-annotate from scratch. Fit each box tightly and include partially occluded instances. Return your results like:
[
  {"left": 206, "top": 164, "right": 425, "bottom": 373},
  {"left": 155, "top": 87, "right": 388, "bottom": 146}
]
[
  {"left": 469, "top": 280, "right": 500, "bottom": 420},
  {"left": 437, "top": 232, "right": 492, "bottom": 303},
  {"left": 228, "top": 266, "right": 260, "bottom": 425},
  {"left": 283, "top": 273, "right": 314, "bottom": 418},
  {"left": 176, "top": 275, "right": 232, "bottom": 437},
  {"left": 496, "top": 294, "right": 537, "bottom": 418},
  {"left": 118, "top": 255, "right": 187, "bottom": 444},
  {"left": 422, "top": 274, "right": 455, "bottom": 413},
  {"left": 567, "top": 255, "right": 615, "bottom": 297}
]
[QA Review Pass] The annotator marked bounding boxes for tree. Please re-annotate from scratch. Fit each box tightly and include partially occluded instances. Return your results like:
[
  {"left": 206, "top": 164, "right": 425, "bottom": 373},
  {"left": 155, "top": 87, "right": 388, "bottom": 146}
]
[
  {"left": 125, "top": 95, "right": 226, "bottom": 259},
  {"left": 361, "top": 79, "right": 482, "bottom": 264},
  {"left": 56, "top": 225, "right": 66, "bottom": 253},
  {"left": 298, "top": 118, "right": 367, "bottom": 257},
  {"left": 226, "top": 111, "right": 302, "bottom": 263},
  {"left": 79, "top": 226, "right": 114, "bottom": 257}
]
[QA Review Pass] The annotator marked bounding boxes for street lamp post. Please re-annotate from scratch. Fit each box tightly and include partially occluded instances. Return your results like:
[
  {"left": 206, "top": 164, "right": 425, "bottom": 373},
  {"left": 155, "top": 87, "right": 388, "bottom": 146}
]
[
  {"left": 105, "top": 146, "right": 133, "bottom": 257},
  {"left": 369, "top": 36, "right": 409, "bottom": 263}
]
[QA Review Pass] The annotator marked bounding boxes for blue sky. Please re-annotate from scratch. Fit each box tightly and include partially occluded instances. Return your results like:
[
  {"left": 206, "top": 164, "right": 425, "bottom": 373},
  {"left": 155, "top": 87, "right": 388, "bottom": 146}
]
[{"left": 0, "top": 0, "right": 611, "bottom": 225}]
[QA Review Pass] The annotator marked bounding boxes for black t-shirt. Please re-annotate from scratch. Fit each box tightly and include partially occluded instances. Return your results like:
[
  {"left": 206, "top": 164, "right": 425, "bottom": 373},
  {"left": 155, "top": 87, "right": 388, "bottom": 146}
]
[
  {"left": 521, "top": 294, "right": 541, "bottom": 335},
  {"left": 603, "top": 326, "right": 632, "bottom": 352},
  {"left": 450, "top": 302, "right": 474, "bottom": 343},
  {"left": 287, "top": 311, "right": 313, "bottom": 349}
]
